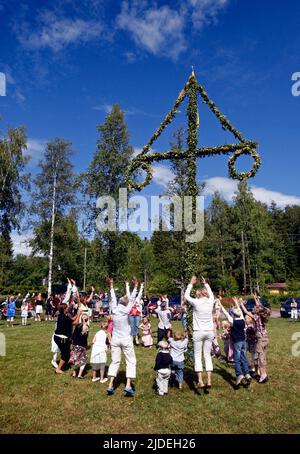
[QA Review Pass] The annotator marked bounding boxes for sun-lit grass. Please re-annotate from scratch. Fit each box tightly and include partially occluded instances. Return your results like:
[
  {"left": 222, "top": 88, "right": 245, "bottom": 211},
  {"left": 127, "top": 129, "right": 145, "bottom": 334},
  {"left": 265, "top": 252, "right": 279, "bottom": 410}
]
[{"left": 0, "top": 317, "right": 300, "bottom": 434}]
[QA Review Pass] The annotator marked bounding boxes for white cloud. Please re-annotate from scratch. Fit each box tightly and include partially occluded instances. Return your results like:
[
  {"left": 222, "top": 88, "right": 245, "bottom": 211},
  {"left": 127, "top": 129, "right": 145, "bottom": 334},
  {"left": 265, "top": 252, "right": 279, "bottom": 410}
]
[
  {"left": 116, "top": 0, "right": 230, "bottom": 60},
  {"left": 93, "top": 103, "right": 114, "bottom": 114},
  {"left": 116, "top": 1, "right": 186, "bottom": 60},
  {"left": 3, "top": 67, "right": 26, "bottom": 103},
  {"left": 188, "top": 0, "right": 229, "bottom": 29},
  {"left": 11, "top": 234, "right": 32, "bottom": 257},
  {"left": 203, "top": 177, "right": 300, "bottom": 208},
  {"left": 152, "top": 164, "right": 173, "bottom": 188},
  {"left": 18, "top": 11, "right": 102, "bottom": 52},
  {"left": 25, "top": 138, "right": 46, "bottom": 167}
]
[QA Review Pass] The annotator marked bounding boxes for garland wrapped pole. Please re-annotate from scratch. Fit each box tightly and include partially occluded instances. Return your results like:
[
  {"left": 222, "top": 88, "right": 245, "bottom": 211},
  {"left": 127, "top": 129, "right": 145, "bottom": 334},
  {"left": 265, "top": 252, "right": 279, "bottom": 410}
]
[{"left": 126, "top": 70, "right": 261, "bottom": 369}]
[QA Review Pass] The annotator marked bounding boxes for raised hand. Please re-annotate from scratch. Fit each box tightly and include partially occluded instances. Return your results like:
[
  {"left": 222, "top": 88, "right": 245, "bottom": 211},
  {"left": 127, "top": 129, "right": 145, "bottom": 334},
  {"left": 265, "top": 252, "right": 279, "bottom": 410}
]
[
  {"left": 132, "top": 276, "right": 139, "bottom": 287},
  {"left": 106, "top": 277, "right": 113, "bottom": 288},
  {"left": 190, "top": 275, "right": 197, "bottom": 285}
]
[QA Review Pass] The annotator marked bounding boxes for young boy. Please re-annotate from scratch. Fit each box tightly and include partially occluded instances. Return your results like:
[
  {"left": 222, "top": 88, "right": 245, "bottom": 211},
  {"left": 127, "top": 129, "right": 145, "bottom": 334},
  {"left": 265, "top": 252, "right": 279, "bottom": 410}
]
[
  {"left": 219, "top": 298, "right": 252, "bottom": 387},
  {"left": 154, "top": 341, "right": 173, "bottom": 396},
  {"left": 168, "top": 332, "right": 188, "bottom": 390}
]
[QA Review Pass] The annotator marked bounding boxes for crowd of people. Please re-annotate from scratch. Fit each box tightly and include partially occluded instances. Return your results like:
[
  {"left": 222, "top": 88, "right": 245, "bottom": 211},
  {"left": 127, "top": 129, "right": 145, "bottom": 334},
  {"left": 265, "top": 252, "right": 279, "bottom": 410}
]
[
  {"left": 1, "top": 275, "right": 272, "bottom": 396},
  {"left": 48, "top": 275, "right": 272, "bottom": 396}
]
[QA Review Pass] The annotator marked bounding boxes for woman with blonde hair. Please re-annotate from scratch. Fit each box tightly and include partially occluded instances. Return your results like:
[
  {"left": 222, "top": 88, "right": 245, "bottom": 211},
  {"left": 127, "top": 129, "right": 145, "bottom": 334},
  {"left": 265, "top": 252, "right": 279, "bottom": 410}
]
[
  {"left": 69, "top": 312, "right": 90, "bottom": 379},
  {"left": 184, "top": 275, "right": 215, "bottom": 389},
  {"left": 90, "top": 320, "right": 111, "bottom": 383}
]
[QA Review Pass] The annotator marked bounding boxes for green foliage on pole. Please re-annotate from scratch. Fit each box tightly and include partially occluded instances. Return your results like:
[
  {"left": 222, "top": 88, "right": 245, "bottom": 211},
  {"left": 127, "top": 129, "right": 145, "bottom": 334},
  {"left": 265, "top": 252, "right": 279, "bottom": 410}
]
[{"left": 126, "top": 71, "right": 261, "bottom": 369}]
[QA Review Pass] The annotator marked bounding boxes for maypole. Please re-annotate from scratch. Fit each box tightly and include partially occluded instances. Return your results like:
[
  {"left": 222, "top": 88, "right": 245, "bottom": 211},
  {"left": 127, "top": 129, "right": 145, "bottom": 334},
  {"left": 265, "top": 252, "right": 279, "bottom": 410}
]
[{"left": 126, "top": 70, "right": 261, "bottom": 367}]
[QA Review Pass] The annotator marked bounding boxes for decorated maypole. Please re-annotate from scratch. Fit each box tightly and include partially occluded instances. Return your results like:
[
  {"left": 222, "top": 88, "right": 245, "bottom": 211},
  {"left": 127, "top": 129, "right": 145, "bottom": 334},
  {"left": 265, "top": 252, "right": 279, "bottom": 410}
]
[{"left": 126, "top": 70, "right": 261, "bottom": 367}]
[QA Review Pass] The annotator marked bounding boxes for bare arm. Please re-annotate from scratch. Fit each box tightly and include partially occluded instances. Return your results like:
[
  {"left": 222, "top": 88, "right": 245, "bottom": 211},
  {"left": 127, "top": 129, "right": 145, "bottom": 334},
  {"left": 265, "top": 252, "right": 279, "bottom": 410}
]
[
  {"left": 239, "top": 299, "right": 254, "bottom": 319},
  {"left": 87, "top": 287, "right": 95, "bottom": 304},
  {"left": 253, "top": 293, "right": 261, "bottom": 307},
  {"left": 72, "top": 310, "right": 82, "bottom": 326}
]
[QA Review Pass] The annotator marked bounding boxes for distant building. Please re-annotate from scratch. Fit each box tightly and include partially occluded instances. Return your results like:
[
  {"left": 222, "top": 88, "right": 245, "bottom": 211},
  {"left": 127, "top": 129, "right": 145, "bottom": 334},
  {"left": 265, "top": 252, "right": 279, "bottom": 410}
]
[{"left": 267, "top": 283, "right": 288, "bottom": 296}]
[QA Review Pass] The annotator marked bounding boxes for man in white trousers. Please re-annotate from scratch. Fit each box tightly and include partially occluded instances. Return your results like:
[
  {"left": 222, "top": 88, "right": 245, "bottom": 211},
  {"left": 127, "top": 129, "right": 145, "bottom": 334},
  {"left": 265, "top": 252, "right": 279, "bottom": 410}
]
[
  {"left": 107, "top": 277, "right": 143, "bottom": 397},
  {"left": 184, "top": 275, "right": 215, "bottom": 389}
]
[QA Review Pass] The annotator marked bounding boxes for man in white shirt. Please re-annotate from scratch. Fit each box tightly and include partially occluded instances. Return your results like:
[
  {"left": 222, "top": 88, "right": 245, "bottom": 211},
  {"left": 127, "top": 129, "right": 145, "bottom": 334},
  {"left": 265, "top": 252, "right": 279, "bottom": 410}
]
[
  {"left": 107, "top": 277, "right": 143, "bottom": 397},
  {"left": 184, "top": 275, "right": 215, "bottom": 389}
]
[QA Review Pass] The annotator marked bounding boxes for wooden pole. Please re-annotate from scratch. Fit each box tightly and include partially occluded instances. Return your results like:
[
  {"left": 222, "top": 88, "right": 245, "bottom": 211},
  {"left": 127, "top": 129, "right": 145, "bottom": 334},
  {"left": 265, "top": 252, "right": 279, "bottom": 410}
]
[
  {"left": 241, "top": 230, "right": 247, "bottom": 294},
  {"left": 83, "top": 247, "right": 87, "bottom": 292}
]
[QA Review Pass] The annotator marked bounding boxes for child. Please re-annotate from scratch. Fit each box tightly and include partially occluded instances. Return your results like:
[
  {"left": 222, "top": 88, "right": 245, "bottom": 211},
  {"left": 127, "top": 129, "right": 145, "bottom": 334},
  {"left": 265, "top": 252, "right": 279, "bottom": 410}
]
[
  {"left": 106, "top": 314, "right": 113, "bottom": 345},
  {"left": 69, "top": 314, "right": 89, "bottom": 378},
  {"left": 220, "top": 298, "right": 252, "bottom": 387},
  {"left": 139, "top": 317, "right": 153, "bottom": 348},
  {"left": 6, "top": 296, "right": 17, "bottom": 327},
  {"left": 90, "top": 321, "right": 111, "bottom": 383},
  {"left": 240, "top": 296, "right": 270, "bottom": 384},
  {"left": 221, "top": 320, "right": 234, "bottom": 363},
  {"left": 154, "top": 340, "right": 173, "bottom": 396},
  {"left": 35, "top": 292, "right": 44, "bottom": 322},
  {"left": 245, "top": 314, "right": 257, "bottom": 377},
  {"left": 291, "top": 299, "right": 298, "bottom": 321},
  {"left": 168, "top": 332, "right": 188, "bottom": 390},
  {"left": 155, "top": 300, "right": 172, "bottom": 346},
  {"left": 212, "top": 314, "right": 222, "bottom": 359},
  {"left": 45, "top": 296, "right": 54, "bottom": 321},
  {"left": 21, "top": 298, "right": 29, "bottom": 326}
]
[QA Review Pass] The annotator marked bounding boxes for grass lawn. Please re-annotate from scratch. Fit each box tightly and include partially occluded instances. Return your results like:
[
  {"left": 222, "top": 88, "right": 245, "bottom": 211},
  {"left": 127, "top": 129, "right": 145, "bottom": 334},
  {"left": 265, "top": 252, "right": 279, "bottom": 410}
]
[{"left": 0, "top": 317, "right": 300, "bottom": 434}]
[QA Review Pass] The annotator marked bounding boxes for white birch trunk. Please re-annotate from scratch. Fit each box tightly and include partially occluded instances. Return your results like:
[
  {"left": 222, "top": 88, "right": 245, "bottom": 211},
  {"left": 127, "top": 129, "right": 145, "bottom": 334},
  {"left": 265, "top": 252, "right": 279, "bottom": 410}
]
[{"left": 47, "top": 167, "right": 58, "bottom": 297}]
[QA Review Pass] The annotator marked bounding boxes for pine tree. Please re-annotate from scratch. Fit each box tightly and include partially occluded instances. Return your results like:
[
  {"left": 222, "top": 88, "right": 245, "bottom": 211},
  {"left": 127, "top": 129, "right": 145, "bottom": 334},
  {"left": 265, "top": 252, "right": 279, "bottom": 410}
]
[{"left": 81, "top": 105, "right": 134, "bottom": 277}]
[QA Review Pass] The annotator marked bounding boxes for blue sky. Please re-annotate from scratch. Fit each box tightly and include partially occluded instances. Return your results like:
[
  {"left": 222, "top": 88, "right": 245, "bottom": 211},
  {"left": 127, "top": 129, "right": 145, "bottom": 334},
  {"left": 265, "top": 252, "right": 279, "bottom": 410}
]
[{"left": 1, "top": 0, "right": 300, "bottom": 252}]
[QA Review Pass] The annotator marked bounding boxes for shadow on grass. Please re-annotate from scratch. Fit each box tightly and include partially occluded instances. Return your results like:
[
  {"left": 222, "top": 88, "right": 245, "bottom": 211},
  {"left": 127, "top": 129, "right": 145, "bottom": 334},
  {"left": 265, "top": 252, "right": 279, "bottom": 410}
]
[
  {"left": 183, "top": 368, "right": 208, "bottom": 396},
  {"left": 214, "top": 364, "right": 237, "bottom": 390}
]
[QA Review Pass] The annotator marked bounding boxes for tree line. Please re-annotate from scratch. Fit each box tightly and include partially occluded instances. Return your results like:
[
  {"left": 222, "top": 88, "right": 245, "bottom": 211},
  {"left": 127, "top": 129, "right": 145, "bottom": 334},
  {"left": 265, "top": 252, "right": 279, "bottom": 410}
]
[{"left": 1, "top": 106, "right": 300, "bottom": 298}]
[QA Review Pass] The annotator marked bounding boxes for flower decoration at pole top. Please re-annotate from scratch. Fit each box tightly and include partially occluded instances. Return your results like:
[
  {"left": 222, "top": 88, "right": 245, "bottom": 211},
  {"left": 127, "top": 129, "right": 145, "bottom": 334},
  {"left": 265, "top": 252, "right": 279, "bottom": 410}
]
[{"left": 126, "top": 70, "right": 261, "bottom": 191}]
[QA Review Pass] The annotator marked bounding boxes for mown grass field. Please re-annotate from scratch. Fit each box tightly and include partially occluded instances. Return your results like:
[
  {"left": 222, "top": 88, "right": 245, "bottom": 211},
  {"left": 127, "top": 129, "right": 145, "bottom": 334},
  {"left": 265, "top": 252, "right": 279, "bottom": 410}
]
[{"left": 0, "top": 317, "right": 300, "bottom": 434}]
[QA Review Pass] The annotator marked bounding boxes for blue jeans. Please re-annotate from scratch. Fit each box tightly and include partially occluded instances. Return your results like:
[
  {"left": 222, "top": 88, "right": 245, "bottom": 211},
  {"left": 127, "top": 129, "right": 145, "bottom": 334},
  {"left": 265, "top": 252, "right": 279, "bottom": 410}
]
[
  {"left": 129, "top": 315, "right": 141, "bottom": 337},
  {"left": 172, "top": 360, "right": 184, "bottom": 384},
  {"left": 233, "top": 340, "right": 250, "bottom": 377}
]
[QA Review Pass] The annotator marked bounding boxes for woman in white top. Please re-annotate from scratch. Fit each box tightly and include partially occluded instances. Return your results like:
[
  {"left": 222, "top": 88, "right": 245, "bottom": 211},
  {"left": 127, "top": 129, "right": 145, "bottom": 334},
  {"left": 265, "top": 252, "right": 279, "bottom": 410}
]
[{"left": 184, "top": 275, "right": 215, "bottom": 389}]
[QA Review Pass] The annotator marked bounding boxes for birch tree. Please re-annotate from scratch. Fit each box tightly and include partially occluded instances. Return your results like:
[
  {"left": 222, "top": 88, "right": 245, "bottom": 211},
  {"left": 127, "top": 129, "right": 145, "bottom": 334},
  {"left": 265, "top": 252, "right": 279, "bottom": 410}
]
[{"left": 30, "top": 138, "right": 75, "bottom": 296}]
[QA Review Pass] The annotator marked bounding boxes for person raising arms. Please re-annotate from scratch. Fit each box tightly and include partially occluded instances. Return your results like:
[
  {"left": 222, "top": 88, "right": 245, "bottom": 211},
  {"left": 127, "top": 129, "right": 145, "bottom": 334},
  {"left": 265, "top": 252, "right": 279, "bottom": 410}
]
[
  {"left": 184, "top": 275, "right": 215, "bottom": 389},
  {"left": 106, "top": 277, "right": 143, "bottom": 397}
]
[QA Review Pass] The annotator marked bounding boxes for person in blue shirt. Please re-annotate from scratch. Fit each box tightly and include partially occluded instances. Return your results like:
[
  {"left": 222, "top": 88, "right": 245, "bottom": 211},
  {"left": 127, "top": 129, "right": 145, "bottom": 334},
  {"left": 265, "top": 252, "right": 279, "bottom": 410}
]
[
  {"left": 6, "top": 295, "right": 17, "bottom": 327},
  {"left": 219, "top": 297, "right": 252, "bottom": 387}
]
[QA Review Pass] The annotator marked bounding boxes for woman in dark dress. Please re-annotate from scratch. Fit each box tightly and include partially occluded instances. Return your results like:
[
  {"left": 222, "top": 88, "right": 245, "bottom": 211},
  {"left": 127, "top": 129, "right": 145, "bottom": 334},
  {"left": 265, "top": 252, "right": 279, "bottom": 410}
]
[{"left": 54, "top": 303, "right": 80, "bottom": 374}]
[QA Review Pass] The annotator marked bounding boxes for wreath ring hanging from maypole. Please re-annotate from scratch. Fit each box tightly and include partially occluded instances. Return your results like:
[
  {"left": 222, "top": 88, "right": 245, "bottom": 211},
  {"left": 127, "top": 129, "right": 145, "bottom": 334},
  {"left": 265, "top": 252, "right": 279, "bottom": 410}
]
[{"left": 126, "top": 71, "right": 261, "bottom": 191}]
